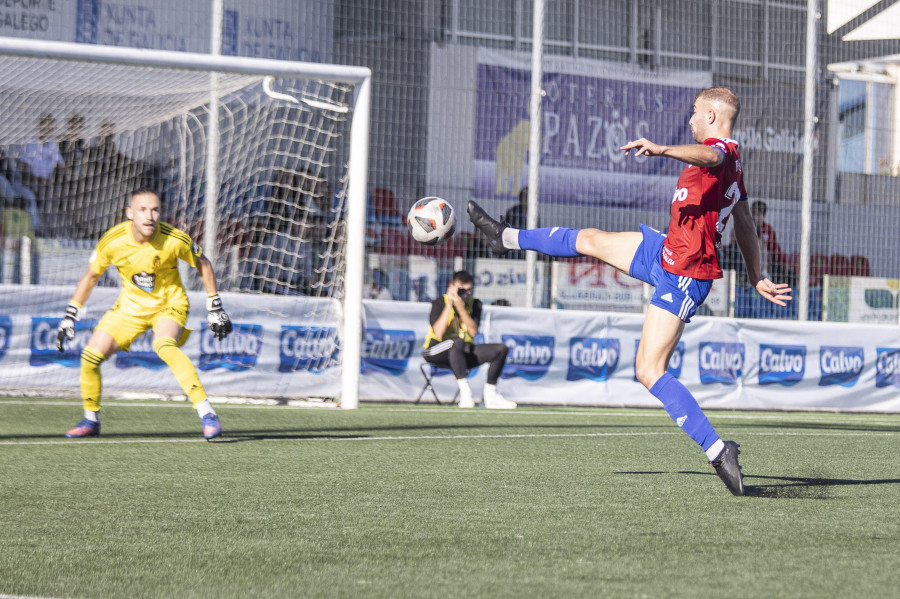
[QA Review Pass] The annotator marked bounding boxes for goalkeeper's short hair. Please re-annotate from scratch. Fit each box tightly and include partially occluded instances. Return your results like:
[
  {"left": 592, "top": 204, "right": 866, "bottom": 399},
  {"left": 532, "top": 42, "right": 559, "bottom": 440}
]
[{"left": 131, "top": 187, "right": 159, "bottom": 199}]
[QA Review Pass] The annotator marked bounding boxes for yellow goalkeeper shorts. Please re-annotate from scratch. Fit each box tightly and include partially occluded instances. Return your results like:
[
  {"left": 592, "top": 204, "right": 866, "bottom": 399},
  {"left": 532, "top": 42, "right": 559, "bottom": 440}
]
[{"left": 96, "top": 305, "right": 191, "bottom": 352}]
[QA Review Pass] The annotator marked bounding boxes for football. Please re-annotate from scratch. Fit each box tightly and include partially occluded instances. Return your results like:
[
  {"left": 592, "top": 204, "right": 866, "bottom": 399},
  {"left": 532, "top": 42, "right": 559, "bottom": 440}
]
[{"left": 407, "top": 197, "right": 456, "bottom": 246}]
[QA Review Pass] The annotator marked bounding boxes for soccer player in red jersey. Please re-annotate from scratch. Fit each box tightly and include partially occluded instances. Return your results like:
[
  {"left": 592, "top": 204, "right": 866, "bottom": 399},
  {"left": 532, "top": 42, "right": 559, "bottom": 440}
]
[{"left": 468, "top": 87, "right": 792, "bottom": 496}]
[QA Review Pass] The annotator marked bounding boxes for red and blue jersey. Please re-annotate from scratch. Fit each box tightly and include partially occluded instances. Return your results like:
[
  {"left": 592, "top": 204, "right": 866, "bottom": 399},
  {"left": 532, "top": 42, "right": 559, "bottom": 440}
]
[{"left": 661, "top": 137, "right": 746, "bottom": 280}]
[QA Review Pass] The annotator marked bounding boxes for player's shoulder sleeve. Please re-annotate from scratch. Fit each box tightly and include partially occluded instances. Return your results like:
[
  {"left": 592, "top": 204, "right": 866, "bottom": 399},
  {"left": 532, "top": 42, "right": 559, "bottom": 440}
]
[
  {"left": 428, "top": 297, "right": 445, "bottom": 326},
  {"left": 90, "top": 221, "right": 129, "bottom": 274},
  {"left": 158, "top": 221, "right": 202, "bottom": 267},
  {"left": 469, "top": 298, "right": 483, "bottom": 327},
  {"left": 703, "top": 137, "right": 729, "bottom": 167}
]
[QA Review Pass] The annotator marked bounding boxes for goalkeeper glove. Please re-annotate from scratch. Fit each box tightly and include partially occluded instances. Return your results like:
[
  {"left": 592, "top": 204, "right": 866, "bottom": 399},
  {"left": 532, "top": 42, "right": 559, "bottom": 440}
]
[
  {"left": 56, "top": 302, "right": 81, "bottom": 352},
  {"left": 206, "top": 294, "right": 233, "bottom": 340}
]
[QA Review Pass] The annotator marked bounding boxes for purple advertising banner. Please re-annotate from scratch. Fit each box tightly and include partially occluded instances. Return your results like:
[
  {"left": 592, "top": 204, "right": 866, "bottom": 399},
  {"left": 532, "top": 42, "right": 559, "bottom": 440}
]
[{"left": 473, "top": 53, "right": 709, "bottom": 210}]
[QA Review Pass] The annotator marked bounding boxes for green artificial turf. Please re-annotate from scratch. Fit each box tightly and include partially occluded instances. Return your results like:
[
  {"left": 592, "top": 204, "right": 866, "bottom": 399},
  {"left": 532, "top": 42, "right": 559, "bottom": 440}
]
[{"left": 2, "top": 399, "right": 899, "bottom": 598}]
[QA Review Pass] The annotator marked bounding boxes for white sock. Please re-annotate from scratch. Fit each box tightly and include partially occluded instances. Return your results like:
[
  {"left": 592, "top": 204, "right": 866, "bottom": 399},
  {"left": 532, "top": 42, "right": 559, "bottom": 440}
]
[
  {"left": 501, "top": 228, "right": 521, "bottom": 250},
  {"left": 195, "top": 400, "right": 215, "bottom": 417},
  {"left": 705, "top": 439, "right": 725, "bottom": 461},
  {"left": 84, "top": 410, "right": 99, "bottom": 422},
  {"left": 456, "top": 378, "right": 472, "bottom": 396}
]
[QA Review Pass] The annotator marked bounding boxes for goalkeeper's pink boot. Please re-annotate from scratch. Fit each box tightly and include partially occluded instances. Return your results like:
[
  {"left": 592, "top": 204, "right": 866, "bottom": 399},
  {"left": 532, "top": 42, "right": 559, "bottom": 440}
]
[
  {"left": 65, "top": 418, "right": 100, "bottom": 438},
  {"left": 201, "top": 413, "right": 222, "bottom": 440}
]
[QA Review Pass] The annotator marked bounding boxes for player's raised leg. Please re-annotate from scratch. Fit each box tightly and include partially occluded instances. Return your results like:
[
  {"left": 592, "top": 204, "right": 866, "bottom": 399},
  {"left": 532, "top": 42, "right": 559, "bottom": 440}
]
[
  {"left": 467, "top": 200, "right": 641, "bottom": 273},
  {"left": 153, "top": 319, "right": 221, "bottom": 440}
]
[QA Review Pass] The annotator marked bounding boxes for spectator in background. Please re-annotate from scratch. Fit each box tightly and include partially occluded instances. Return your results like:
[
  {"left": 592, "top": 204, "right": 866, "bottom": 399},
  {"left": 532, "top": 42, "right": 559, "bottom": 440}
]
[
  {"left": 249, "top": 168, "right": 300, "bottom": 245},
  {"left": 0, "top": 146, "right": 40, "bottom": 234},
  {"left": 1, "top": 196, "right": 40, "bottom": 283},
  {"left": 18, "top": 113, "right": 62, "bottom": 189},
  {"left": 751, "top": 200, "right": 793, "bottom": 285},
  {"left": 88, "top": 121, "right": 136, "bottom": 232},
  {"left": 366, "top": 268, "right": 392, "bottom": 300},
  {"left": 91, "top": 121, "right": 126, "bottom": 169},
  {"left": 410, "top": 276, "right": 432, "bottom": 302},
  {"left": 18, "top": 113, "right": 63, "bottom": 232},
  {"left": 311, "top": 176, "right": 337, "bottom": 220},
  {"left": 303, "top": 172, "right": 341, "bottom": 295},
  {"left": 59, "top": 114, "right": 88, "bottom": 175},
  {"left": 240, "top": 198, "right": 313, "bottom": 295},
  {"left": 500, "top": 187, "right": 546, "bottom": 261},
  {"left": 422, "top": 270, "right": 515, "bottom": 409},
  {"left": 59, "top": 114, "right": 90, "bottom": 237},
  {"left": 503, "top": 186, "right": 536, "bottom": 230}
]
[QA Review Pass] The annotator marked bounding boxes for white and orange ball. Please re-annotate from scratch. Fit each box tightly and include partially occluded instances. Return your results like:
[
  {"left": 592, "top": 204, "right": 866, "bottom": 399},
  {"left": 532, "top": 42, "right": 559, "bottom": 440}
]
[{"left": 407, "top": 197, "right": 456, "bottom": 246}]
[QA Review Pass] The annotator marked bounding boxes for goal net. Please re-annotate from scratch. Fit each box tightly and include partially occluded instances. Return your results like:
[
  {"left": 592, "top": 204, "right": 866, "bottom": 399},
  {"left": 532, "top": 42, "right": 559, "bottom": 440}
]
[{"left": 0, "top": 39, "right": 370, "bottom": 408}]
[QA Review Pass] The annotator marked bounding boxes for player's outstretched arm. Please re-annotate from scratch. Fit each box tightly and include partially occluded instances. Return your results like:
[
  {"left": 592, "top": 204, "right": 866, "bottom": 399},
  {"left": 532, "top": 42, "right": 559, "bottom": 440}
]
[
  {"left": 196, "top": 255, "right": 233, "bottom": 340},
  {"left": 732, "top": 200, "right": 792, "bottom": 306},
  {"left": 57, "top": 268, "right": 101, "bottom": 352},
  {"left": 753, "top": 278, "right": 793, "bottom": 306},
  {"left": 621, "top": 139, "right": 723, "bottom": 168}
]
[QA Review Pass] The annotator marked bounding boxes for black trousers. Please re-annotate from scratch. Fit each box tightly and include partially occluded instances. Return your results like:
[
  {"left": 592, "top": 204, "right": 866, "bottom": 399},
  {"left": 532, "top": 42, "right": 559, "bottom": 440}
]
[{"left": 423, "top": 337, "right": 508, "bottom": 384}]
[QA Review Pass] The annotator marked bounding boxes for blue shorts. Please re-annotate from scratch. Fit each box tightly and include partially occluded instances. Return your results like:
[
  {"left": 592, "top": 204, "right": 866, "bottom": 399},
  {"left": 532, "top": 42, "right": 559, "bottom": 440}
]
[{"left": 629, "top": 224, "right": 712, "bottom": 323}]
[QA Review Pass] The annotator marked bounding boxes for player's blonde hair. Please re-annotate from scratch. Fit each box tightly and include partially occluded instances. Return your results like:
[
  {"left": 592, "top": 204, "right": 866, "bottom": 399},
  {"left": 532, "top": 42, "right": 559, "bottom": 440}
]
[{"left": 696, "top": 87, "right": 740, "bottom": 124}]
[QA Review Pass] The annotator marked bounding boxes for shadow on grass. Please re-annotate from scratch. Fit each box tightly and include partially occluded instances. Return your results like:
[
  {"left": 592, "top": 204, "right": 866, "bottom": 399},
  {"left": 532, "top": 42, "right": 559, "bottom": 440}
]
[
  {"left": 744, "top": 473, "right": 900, "bottom": 499},
  {"left": 737, "top": 420, "right": 900, "bottom": 434},
  {"left": 669, "top": 470, "right": 900, "bottom": 499},
  {"left": 193, "top": 421, "right": 678, "bottom": 443},
  {"left": 2, "top": 421, "right": 675, "bottom": 442}
]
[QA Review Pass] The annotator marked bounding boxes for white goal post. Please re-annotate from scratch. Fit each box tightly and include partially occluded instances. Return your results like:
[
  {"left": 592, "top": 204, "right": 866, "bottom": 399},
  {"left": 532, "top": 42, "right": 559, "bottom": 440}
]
[{"left": 0, "top": 37, "right": 370, "bottom": 409}]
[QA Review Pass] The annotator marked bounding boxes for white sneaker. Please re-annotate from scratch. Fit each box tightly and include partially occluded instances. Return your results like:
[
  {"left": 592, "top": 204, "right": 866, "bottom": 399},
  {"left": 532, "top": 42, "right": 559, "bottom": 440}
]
[
  {"left": 457, "top": 387, "right": 475, "bottom": 409},
  {"left": 483, "top": 386, "right": 516, "bottom": 409}
]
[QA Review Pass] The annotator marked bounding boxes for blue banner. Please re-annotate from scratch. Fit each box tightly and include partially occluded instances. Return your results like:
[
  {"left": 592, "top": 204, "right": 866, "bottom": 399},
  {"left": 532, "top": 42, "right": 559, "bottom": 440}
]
[{"left": 473, "top": 59, "right": 705, "bottom": 209}]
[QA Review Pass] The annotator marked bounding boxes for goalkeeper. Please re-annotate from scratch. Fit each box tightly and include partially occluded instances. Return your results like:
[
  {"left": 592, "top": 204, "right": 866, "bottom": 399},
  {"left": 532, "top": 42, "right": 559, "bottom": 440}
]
[{"left": 56, "top": 188, "right": 233, "bottom": 440}]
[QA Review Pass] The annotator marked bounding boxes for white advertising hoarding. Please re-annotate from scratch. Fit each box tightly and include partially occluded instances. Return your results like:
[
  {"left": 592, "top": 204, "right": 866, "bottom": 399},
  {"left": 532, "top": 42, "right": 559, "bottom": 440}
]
[{"left": 5, "top": 286, "right": 900, "bottom": 412}]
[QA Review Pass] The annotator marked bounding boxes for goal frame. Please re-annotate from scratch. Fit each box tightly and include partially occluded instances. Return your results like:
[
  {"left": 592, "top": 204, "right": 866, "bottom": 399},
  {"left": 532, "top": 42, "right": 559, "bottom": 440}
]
[{"left": 0, "top": 36, "right": 371, "bottom": 409}]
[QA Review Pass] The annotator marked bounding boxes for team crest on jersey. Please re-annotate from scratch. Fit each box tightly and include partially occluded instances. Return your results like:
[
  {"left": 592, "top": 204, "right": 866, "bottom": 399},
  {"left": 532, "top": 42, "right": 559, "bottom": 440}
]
[
  {"left": 132, "top": 271, "right": 155, "bottom": 292},
  {"left": 152, "top": 256, "right": 160, "bottom": 270}
]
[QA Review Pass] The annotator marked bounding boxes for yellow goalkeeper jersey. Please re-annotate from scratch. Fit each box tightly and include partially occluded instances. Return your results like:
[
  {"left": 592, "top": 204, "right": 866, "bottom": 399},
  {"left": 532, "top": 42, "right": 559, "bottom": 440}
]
[{"left": 90, "top": 221, "right": 201, "bottom": 318}]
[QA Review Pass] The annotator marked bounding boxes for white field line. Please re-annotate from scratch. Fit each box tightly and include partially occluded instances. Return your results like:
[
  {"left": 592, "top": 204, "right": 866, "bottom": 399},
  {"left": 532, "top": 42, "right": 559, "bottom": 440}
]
[
  {"left": 3, "top": 399, "right": 900, "bottom": 426},
  {"left": 0, "top": 399, "right": 333, "bottom": 410},
  {"left": 384, "top": 407, "right": 900, "bottom": 426},
  {"left": 2, "top": 429, "right": 900, "bottom": 448}
]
